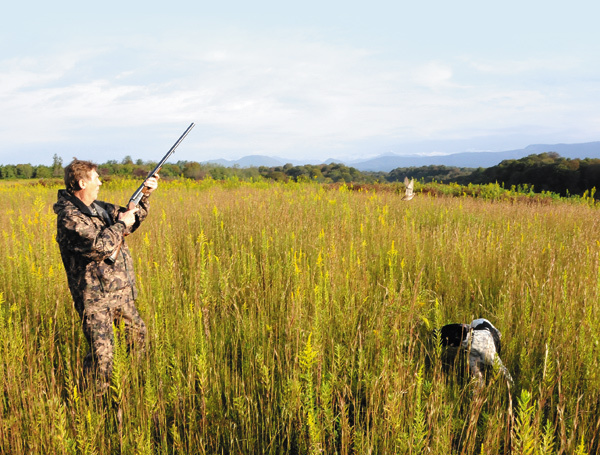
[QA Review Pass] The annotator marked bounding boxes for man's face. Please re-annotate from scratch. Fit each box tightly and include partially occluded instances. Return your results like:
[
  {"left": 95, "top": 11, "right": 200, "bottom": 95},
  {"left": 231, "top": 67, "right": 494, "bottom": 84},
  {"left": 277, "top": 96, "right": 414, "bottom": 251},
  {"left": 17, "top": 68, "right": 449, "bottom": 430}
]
[{"left": 80, "top": 170, "right": 102, "bottom": 202}]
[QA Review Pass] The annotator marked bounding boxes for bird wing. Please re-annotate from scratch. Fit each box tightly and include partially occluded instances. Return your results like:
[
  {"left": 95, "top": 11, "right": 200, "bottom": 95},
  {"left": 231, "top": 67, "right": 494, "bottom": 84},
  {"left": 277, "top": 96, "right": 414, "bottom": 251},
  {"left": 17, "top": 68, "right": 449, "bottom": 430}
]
[{"left": 402, "top": 178, "right": 415, "bottom": 200}]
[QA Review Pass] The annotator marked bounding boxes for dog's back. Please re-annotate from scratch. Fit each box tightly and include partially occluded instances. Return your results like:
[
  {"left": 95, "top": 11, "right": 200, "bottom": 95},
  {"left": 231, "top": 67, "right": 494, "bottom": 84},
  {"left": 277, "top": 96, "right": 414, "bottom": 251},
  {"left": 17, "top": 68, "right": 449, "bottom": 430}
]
[{"left": 470, "top": 318, "right": 502, "bottom": 354}]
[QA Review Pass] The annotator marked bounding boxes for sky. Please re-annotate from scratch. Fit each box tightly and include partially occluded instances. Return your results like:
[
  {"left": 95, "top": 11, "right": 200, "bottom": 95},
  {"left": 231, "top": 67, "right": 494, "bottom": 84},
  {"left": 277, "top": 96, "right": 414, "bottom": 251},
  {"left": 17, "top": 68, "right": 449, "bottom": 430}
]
[{"left": 1, "top": 0, "right": 599, "bottom": 165}]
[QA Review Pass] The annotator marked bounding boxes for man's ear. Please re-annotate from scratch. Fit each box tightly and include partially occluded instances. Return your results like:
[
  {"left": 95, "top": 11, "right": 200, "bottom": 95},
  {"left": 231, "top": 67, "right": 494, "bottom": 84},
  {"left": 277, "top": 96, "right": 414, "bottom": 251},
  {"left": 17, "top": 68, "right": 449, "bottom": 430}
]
[{"left": 78, "top": 179, "right": 87, "bottom": 189}]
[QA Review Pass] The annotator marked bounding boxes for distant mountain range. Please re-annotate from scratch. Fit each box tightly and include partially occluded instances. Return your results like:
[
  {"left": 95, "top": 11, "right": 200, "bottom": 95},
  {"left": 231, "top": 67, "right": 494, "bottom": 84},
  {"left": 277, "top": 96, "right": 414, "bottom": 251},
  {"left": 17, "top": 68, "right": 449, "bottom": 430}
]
[{"left": 204, "top": 141, "right": 600, "bottom": 172}]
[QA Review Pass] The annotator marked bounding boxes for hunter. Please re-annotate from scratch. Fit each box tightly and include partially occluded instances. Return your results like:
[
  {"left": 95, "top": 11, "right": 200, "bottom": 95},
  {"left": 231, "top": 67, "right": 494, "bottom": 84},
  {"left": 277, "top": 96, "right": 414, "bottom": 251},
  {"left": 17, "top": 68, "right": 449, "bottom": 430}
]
[{"left": 53, "top": 159, "right": 158, "bottom": 392}]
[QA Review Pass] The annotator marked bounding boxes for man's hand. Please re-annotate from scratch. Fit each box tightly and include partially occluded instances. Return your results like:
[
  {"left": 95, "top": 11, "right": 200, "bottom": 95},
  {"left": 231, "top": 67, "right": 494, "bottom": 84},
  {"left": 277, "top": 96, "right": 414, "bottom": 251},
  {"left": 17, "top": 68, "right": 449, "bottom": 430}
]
[
  {"left": 118, "top": 205, "right": 139, "bottom": 229},
  {"left": 144, "top": 174, "right": 160, "bottom": 194}
]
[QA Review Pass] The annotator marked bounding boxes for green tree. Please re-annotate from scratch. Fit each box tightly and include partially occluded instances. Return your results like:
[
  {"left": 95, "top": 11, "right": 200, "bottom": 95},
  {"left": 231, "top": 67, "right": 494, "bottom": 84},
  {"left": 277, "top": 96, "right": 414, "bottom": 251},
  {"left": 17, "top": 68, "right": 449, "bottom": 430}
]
[
  {"left": 52, "top": 154, "right": 64, "bottom": 178},
  {"left": 183, "top": 162, "right": 206, "bottom": 180},
  {"left": 34, "top": 165, "right": 52, "bottom": 178},
  {"left": 0, "top": 165, "right": 17, "bottom": 179},
  {"left": 15, "top": 164, "right": 34, "bottom": 179}
]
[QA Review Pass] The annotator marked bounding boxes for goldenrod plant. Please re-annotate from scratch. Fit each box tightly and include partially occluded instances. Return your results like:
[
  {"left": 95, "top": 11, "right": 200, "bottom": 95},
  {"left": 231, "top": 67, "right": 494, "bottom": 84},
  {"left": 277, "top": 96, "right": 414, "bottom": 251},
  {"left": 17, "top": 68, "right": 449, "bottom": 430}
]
[{"left": 0, "top": 178, "right": 598, "bottom": 453}]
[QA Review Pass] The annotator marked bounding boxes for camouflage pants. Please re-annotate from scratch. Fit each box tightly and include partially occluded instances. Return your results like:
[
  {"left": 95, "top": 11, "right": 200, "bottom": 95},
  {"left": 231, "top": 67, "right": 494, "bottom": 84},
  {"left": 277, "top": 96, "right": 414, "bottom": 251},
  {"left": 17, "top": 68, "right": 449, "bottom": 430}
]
[{"left": 81, "top": 288, "right": 146, "bottom": 390}]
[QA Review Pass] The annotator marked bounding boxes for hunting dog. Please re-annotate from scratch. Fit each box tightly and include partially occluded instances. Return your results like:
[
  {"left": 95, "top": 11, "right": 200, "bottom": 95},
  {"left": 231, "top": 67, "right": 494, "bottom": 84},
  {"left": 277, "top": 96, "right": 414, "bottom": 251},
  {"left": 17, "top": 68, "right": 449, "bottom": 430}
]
[{"left": 439, "top": 318, "right": 513, "bottom": 386}]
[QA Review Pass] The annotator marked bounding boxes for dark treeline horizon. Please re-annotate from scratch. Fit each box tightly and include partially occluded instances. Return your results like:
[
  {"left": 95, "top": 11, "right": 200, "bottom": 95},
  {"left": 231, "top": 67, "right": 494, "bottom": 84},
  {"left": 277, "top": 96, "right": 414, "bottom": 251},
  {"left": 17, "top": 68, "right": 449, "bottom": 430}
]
[{"left": 2, "top": 152, "right": 600, "bottom": 198}]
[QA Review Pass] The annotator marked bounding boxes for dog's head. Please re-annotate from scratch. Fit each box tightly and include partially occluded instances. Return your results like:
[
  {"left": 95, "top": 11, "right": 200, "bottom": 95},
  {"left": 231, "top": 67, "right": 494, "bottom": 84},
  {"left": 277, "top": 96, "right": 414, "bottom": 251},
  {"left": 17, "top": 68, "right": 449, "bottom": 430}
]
[{"left": 439, "top": 323, "right": 471, "bottom": 347}]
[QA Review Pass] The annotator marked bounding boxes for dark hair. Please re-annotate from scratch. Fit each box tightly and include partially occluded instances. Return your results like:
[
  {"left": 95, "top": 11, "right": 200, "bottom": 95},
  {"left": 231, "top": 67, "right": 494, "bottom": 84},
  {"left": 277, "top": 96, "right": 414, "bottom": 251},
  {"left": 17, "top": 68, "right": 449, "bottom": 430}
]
[{"left": 64, "top": 158, "right": 97, "bottom": 193}]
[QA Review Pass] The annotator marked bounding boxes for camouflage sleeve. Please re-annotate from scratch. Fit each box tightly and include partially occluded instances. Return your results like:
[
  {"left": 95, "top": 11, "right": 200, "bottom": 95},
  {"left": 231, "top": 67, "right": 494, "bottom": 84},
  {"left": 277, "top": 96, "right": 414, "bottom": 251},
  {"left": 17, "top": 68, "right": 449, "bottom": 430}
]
[
  {"left": 125, "top": 195, "right": 149, "bottom": 234},
  {"left": 105, "top": 195, "right": 149, "bottom": 234},
  {"left": 134, "top": 195, "right": 150, "bottom": 226},
  {"left": 58, "top": 211, "right": 127, "bottom": 261}
]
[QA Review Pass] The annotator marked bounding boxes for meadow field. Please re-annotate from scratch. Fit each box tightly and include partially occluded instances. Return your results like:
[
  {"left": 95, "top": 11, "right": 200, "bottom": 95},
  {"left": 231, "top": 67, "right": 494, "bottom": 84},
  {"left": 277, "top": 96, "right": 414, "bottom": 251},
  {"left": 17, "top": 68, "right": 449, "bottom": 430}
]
[{"left": 0, "top": 178, "right": 599, "bottom": 454}]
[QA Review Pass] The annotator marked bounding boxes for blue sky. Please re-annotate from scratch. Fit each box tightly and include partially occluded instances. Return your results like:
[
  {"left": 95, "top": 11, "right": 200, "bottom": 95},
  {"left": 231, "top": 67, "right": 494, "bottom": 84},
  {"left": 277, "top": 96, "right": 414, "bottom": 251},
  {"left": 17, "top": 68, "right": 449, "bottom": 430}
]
[{"left": 1, "top": 0, "right": 599, "bottom": 165}]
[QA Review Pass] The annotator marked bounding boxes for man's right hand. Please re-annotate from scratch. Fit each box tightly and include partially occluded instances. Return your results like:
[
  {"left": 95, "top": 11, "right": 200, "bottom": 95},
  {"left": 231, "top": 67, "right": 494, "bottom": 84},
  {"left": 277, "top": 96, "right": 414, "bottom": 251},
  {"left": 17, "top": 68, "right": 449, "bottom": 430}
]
[{"left": 118, "top": 206, "right": 139, "bottom": 229}]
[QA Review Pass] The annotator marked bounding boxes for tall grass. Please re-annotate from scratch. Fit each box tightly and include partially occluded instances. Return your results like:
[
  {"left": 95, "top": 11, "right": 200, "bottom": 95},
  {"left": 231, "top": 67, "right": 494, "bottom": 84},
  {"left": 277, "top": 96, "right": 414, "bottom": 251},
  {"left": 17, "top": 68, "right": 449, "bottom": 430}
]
[{"left": 0, "top": 178, "right": 599, "bottom": 453}]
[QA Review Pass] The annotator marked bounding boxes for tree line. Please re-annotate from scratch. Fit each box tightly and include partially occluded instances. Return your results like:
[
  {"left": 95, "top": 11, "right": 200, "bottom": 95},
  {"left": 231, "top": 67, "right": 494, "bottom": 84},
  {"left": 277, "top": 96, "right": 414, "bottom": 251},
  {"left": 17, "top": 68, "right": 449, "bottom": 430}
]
[
  {"left": 2, "top": 152, "right": 600, "bottom": 197},
  {"left": 457, "top": 152, "right": 600, "bottom": 197},
  {"left": 0, "top": 156, "right": 384, "bottom": 183}
]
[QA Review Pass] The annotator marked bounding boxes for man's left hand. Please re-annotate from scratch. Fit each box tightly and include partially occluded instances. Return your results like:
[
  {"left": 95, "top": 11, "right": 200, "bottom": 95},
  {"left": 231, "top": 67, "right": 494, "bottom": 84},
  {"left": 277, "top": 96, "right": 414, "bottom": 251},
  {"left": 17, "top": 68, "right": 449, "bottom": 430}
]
[{"left": 145, "top": 174, "right": 160, "bottom": 194}]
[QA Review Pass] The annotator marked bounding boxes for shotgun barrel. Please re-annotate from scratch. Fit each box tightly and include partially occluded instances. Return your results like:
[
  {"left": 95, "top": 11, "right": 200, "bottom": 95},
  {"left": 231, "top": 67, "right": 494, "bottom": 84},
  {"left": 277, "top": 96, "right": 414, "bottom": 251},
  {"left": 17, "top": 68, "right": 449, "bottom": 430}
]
[{"left": 129, "top": 122, "right": 195, "bottom": 205}]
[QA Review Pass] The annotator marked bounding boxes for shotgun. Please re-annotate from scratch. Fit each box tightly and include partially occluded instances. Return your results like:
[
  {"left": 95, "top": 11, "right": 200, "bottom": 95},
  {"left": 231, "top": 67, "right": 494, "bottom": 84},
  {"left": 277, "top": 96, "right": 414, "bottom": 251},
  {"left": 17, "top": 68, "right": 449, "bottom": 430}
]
[{"left": 107, "top": 122, "right": 195, "bottom": 264}]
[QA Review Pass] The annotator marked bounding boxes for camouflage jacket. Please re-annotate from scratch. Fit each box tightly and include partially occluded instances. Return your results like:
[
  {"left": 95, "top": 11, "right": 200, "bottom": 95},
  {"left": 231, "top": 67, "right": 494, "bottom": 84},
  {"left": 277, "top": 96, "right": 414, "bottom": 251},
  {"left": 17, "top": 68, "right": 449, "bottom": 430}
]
[{"left": 53, "top": 189, "right": 149, "bottom": 314}]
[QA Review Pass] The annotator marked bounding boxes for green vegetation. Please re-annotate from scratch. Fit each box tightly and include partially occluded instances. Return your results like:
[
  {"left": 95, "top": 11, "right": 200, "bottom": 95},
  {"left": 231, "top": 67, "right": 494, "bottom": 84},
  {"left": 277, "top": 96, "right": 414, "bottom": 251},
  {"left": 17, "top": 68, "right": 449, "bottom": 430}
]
[
  {"left": 1, "top": 178, "right": 599, "bottom": 453},
  {"left": 463, "top": 152, "right": 600, "bottom": 197},
  {"left": 3, "top": 152, "right": 600, "bottom": 198},
  {"left": 388, "top": 164, "right": 474, "bottom": 183}
]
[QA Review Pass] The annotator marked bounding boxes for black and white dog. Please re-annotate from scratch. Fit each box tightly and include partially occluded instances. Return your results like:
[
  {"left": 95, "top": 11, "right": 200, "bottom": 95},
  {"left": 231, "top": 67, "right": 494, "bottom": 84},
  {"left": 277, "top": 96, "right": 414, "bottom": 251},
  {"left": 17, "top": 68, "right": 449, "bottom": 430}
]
[{"left": 439, "top": 318, "right": 513, "bottom": 386}]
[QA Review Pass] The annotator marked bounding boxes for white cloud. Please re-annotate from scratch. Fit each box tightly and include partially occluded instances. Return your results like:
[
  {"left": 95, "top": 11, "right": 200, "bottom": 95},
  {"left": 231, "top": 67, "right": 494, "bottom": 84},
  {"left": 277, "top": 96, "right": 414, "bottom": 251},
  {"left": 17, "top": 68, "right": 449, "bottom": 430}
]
[
  {"left": 412, "top": 61, "right": 454, "bottom": 88},
  {"left": 0, "top": 28, "right": 598, "bottom": 163}
]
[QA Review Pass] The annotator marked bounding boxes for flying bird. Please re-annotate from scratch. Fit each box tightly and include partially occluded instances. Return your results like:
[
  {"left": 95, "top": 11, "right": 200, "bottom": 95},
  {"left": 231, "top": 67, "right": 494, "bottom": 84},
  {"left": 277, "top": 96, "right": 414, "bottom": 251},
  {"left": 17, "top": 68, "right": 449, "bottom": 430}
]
[
  {"left": 402, "top": 177, "right": 415, "bottom": 201},
  {"left": 439, "top": 318, "right": 513, "bottom": 387}
]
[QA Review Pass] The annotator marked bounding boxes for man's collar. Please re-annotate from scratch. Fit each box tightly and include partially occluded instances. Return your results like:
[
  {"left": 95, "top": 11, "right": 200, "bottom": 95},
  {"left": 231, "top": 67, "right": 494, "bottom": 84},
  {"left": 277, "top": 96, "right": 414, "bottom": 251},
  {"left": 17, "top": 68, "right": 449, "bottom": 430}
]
[{"left": 59, "top": 189, "right": 97, "bottom": 217}]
